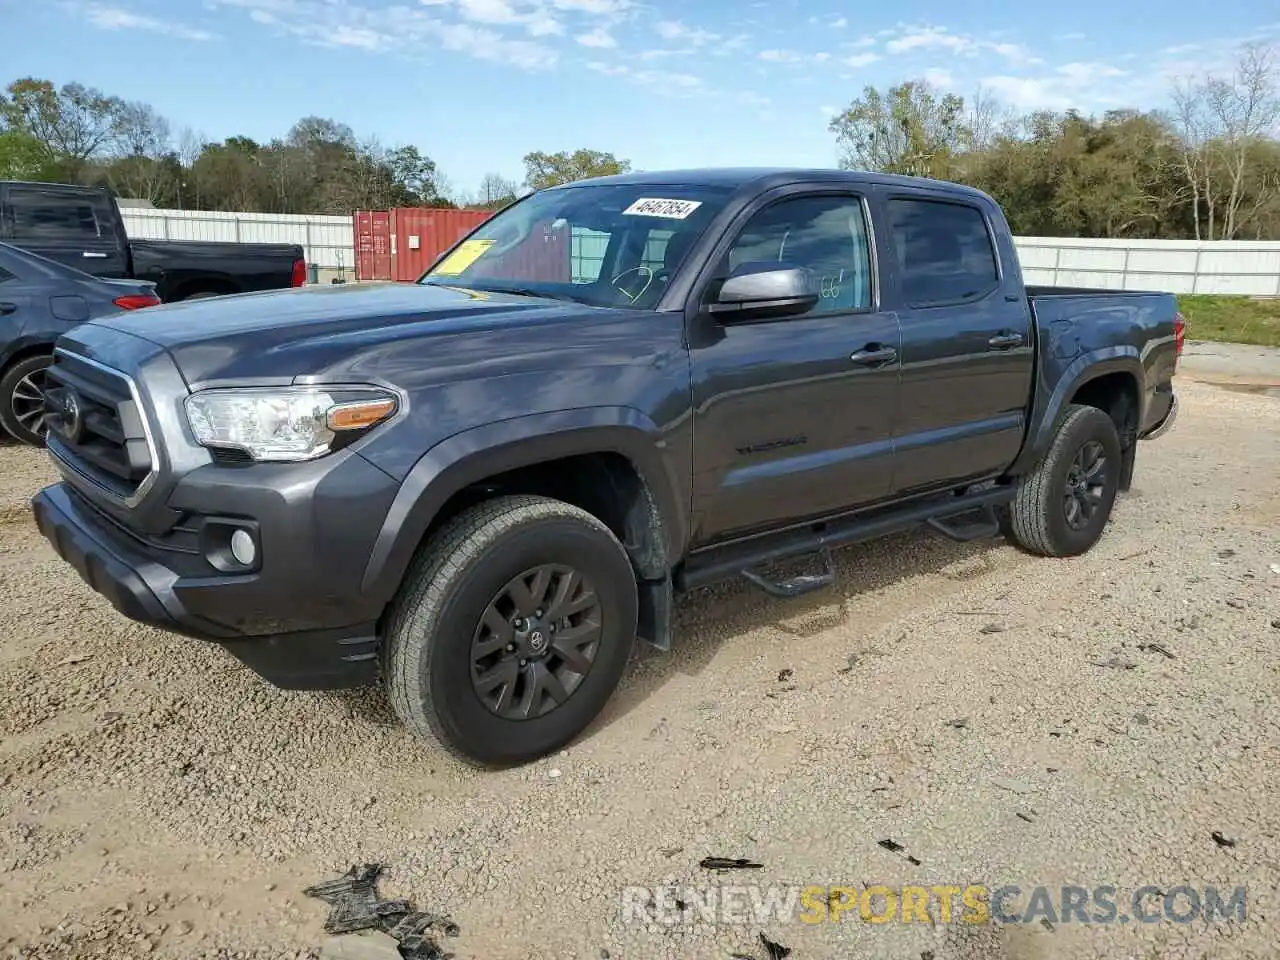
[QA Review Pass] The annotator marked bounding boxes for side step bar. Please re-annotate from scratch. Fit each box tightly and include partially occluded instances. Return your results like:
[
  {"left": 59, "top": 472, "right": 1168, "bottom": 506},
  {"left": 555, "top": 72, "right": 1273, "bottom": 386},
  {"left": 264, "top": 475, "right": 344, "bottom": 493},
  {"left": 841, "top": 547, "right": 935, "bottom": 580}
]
[{"left": 676, "top": 485, "right": 1015, "bottom": 598}]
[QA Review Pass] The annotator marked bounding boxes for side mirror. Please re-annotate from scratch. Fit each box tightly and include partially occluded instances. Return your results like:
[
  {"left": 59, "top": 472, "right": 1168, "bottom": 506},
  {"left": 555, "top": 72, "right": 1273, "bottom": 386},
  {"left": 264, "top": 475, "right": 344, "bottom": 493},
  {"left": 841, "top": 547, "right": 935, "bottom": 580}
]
[{"left": 707, "top": 261, "right": 819, "bottom": 321}]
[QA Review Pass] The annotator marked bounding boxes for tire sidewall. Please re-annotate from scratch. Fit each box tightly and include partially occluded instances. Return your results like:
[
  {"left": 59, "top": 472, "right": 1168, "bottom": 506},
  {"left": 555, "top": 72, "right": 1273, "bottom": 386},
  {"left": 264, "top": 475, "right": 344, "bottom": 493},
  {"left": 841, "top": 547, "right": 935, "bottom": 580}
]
[
  {"left": 0, "top": 355, "right": 52, "bottom": 447},
  {"left": 424, "top": 516, "right": 637, "bottom": 764},
  {"left": 1043, "top": 409, "right": 1122, "bottom": 554}
]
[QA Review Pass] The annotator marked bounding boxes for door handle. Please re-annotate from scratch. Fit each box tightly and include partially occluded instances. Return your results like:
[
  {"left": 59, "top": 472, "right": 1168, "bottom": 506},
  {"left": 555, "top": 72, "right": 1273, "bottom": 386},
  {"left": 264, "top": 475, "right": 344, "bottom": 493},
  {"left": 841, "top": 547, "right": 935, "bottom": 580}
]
[
  {"left": 82, "top": 251, "right": 108, "bottom": 259},
  {"left": 850, "top": 344, "right": 898, "bottom": 366},
  {"left": 0, "top": 302, "right": 17, "bottom": 316},
  {"left": 988, "top": 331, "right": 1025, "bottom": 349}
]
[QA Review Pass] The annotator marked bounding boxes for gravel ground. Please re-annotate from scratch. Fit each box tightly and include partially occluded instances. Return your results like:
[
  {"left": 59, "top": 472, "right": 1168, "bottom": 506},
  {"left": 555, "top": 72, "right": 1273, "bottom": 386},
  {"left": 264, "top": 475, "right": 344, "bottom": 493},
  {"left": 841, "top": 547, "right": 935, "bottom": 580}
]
[{"left": 0, "top": 376, "right": 1277, "bottom": 960}]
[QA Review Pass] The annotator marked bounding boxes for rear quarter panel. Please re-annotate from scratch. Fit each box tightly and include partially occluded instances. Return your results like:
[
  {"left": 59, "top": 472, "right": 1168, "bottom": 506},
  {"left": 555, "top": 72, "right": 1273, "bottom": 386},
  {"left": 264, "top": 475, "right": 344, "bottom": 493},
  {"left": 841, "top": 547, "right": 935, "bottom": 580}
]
[{"left": 1010, "top": 290, "right": 1178, "bottom": 474}]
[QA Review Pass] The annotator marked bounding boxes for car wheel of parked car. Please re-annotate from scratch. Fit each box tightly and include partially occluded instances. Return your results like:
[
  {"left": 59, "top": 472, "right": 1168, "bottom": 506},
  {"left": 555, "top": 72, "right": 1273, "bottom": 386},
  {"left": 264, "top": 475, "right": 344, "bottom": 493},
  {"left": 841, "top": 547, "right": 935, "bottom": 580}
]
[
  {"left": 382, "top": 494, "right": 639, "bottom": 767},
  {"left": 0, "top": 355, "right": 53, "bottom": 447},
  {"left": 1006, "top": 403, "right": 1122, "bottom": 558}
]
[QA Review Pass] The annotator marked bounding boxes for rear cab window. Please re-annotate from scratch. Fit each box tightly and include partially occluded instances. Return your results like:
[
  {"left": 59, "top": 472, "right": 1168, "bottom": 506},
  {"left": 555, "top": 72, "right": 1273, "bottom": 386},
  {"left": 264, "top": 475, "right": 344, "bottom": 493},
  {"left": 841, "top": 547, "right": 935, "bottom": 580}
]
[
  {"left": 8, "top": 185, "right": 113, "bottom": 245},
  {"left": 887, "top": 197, "right": 1000, "bottom": 307}
]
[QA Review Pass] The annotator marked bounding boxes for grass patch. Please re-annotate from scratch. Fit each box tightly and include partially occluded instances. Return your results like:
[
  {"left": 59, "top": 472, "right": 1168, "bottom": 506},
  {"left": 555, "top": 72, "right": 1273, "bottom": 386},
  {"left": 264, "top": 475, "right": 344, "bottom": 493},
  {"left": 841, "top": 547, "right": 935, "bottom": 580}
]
[{"left": 1177, "top": 295, "right": 1280, "bottom": 348}]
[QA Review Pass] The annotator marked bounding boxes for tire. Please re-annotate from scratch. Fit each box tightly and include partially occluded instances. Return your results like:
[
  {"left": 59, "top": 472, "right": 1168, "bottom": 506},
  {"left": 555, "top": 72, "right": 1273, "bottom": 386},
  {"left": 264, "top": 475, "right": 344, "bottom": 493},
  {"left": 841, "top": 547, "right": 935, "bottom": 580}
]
[
  {"left": 0, "top": 355, "right": 53, "bottom": 447},
  {"left": 382, "top": 494, "right": 639, "bottom": 767},
  {"left": 1005, "top": 403, "right": 1122, "bottom": 557},
  {"left": 181, "top": 291, "right": 222, "bottom": 300}
]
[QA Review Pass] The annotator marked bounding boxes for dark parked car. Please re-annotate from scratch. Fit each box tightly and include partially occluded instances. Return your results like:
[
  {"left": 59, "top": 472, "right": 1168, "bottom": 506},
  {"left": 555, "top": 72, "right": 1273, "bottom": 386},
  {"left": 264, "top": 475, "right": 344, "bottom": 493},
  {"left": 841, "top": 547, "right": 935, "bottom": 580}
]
[
  {"left": 31, "top": 168, "right": 1181, "bottom": 767},
  {"left": 0, "top": 241, "right": 160, "bottom": 444},
  {"left": 0, "top": 181, "right": 307, "bottom": 303}
]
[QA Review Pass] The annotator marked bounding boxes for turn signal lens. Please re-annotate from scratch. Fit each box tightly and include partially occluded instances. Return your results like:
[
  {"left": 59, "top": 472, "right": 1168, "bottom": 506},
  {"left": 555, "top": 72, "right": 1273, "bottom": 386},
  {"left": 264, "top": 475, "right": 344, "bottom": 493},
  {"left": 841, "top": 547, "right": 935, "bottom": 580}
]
[{"left": 327, "top": 398, "right": 398, "bottom": 431}]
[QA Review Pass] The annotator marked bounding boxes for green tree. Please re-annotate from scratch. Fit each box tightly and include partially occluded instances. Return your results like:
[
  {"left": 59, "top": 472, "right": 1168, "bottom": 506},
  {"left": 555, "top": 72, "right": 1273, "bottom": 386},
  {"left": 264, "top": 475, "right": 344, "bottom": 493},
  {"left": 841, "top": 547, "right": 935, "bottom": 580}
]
[
  {"left": 522, "top": 149, "right": 630, "bottom": 189},
  {"left": 828, "top": 80, "right": 968, "bottom": 179}
]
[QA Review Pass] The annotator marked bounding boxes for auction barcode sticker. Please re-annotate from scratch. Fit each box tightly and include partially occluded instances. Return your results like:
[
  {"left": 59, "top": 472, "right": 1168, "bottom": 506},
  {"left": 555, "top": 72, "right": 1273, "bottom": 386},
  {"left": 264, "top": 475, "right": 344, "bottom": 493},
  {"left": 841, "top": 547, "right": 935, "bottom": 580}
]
[{"left": 622, "top": 197, "right": 703, "bottom": 219}]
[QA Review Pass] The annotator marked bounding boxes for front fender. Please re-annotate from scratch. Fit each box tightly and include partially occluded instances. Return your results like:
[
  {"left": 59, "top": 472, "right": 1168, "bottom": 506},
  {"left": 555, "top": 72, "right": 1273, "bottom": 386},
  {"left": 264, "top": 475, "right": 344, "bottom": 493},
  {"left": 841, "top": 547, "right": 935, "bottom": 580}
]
[
  {"left": 359, "top": 406, "right": 689, "bottom": 604},
  {"left": 1010, "top": 346, "right": 1144, "bottom": 476}
]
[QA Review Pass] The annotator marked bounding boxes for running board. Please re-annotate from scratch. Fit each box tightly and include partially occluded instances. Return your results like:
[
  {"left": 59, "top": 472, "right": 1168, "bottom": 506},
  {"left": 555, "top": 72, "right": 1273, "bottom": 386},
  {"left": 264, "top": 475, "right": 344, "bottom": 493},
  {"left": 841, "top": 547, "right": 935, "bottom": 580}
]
[
  {"left": 925, "top": 505, "right": 1001, "bottom": 542},
  {"left": 676, "top": 485, "right": 1015, "bottom": 596}
]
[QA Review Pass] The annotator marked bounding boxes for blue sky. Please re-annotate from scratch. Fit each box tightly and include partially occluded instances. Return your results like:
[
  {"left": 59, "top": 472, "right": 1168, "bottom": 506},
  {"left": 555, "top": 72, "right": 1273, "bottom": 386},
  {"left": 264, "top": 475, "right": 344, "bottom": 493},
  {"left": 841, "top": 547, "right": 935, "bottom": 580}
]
[{"left": 4, "top": 0, "right": 1279, "bottom": 196}]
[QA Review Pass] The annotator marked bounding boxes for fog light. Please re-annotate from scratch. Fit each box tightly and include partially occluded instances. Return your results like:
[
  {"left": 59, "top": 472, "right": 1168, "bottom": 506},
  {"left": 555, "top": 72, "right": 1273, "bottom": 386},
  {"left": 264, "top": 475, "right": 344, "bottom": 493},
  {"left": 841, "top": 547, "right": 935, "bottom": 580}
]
[{"left": 230, "top": 529, "right": 256, "bottom": 566}]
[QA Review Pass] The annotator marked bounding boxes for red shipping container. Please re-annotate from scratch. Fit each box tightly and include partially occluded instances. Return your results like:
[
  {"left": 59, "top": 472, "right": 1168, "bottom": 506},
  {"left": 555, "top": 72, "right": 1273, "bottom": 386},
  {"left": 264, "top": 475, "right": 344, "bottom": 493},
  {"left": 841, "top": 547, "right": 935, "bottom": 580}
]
[
  {"left": 354, "top": 210, "right": 392, "bottom": 281},
  {"left": 389, "top": 208, "right": 494, "bottom": 282}
]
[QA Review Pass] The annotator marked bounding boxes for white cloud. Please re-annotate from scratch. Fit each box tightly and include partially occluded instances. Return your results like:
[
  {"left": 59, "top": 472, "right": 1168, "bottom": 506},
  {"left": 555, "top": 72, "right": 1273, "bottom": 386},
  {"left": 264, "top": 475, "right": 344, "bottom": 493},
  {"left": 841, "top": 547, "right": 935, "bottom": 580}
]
[
  {"left": 923, "top": 67, "right": 954, "bottom": 88},
  {"left": 849, "top": 36, "right": 877, "bottom": 48},
  {"left": 587, "top": 60, "right": 704, "bottom": 95},
  {"left": 844, "top": 52, "right": 879, "bottom": 68},
  {"left": 883, "top": 24, "right": 1041, "bottom": 66},
  {"left": 1057, "top": 31, "right": 1087, "bottom": 41},
  {"left": 830, "top": 16, "right": 847, "bottom": 28},
  {"left": 576, "top": 26, "right": 616, "bottom": 47},
  {"left": 1161, "top": 43, "right": 1199, "bottom": 55},
  {"left": 819, "top": 103, "right": 838, "bottom": 117},
  {"left": 980, "top": 61, "right": 1129, "bottom": 111},
  {"left": 79, "top": 2, "right": 217, "bottom": 40},
  {"left": 655, "top": 19, "right": 718, "bottom": 45},
  {"left": 212, "top": 0, "right": 560, "bottom": 68}
]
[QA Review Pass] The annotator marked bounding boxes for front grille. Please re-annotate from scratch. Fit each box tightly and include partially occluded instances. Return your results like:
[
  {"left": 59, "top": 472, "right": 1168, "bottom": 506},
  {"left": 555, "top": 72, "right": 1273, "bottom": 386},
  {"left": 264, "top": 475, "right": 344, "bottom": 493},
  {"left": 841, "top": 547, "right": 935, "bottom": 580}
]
[{"left": 45, "top": 350, "right": 156, "bottom": 505}]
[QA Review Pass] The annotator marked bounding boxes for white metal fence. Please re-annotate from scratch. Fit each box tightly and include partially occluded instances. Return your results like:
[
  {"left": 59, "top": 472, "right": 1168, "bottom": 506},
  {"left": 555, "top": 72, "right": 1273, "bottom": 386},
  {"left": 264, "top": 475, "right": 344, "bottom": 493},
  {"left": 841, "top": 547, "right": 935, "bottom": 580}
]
[{"left": 121, "top": 207, "right": 1280, "bottom": 295}]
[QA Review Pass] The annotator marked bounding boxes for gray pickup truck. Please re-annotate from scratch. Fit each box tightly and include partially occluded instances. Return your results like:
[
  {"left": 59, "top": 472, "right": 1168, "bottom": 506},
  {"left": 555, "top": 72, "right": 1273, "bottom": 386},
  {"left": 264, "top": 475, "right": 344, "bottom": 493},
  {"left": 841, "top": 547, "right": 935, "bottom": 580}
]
[{"left": 31, "top": 168, "right": 1180, "bottom": 766}]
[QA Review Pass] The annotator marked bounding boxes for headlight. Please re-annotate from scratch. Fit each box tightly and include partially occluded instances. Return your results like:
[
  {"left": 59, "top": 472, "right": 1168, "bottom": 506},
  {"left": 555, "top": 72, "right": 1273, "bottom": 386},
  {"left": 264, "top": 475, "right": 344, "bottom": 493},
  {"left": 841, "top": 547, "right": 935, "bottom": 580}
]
[{"left": 184, "top": 387, "right": 398, "bottom": 462}]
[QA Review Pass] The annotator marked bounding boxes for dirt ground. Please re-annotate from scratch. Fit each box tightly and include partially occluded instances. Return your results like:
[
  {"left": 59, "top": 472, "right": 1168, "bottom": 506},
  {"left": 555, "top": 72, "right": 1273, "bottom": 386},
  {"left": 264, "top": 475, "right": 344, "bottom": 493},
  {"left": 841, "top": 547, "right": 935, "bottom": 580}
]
[{"left": 0, "top": 374, "right": 1277, "bottom": 960}]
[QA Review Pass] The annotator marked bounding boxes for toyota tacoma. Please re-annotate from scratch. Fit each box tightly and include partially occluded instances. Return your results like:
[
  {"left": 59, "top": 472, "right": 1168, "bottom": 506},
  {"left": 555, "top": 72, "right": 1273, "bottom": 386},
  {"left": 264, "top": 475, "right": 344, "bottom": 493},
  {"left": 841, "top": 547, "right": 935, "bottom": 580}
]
[{"left": 30, "top": 168, "right": 1181, "bottom": 766}]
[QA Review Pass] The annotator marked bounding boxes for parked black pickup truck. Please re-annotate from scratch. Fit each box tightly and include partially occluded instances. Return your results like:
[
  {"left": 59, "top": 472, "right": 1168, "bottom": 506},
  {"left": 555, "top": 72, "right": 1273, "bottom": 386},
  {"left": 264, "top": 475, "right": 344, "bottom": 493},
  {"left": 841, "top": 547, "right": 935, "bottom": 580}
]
[
  {"left": 31, "top": 168, "right": 1181, "bottom": 767},
  {"left": 0, "top": 181, "right": 306, "bottom": 302}
]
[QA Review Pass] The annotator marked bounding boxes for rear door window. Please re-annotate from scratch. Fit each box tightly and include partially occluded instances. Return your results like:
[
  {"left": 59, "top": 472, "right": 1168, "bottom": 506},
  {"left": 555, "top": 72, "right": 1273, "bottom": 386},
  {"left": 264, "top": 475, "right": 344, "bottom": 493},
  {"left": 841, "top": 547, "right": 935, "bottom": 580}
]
[
  {"left": 888, "top": 198, "right": 999, "bottom": 307},
  {"left": 9, "top": 185, "right": 108, "bottom": 243}
]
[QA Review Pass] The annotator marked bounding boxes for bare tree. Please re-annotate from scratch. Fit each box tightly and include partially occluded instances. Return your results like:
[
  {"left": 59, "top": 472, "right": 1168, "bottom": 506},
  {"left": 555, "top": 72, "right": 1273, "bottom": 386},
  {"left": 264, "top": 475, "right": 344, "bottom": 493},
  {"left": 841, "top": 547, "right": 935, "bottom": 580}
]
[{"left": 1171, "top": 42, "right": 1280, "bottom": 239}]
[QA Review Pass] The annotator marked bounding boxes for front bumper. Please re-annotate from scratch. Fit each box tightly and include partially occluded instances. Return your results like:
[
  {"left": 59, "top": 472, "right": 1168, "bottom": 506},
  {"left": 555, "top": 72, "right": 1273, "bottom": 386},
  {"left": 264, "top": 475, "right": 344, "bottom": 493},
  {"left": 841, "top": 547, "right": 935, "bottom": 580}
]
[
  {"left": 1141, "top": 394, "right": 1178, "bottom": 441},
  {"left": 32, "top": 482, "right": 380, "bottom": 689}
]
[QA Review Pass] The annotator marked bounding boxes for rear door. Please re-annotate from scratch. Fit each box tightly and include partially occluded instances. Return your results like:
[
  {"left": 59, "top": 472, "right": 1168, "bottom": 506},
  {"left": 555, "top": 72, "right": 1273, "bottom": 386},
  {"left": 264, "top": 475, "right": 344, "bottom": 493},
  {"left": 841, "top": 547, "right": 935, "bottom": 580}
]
[
  {"left": 6, "top": 183, "right": 128, "bottom": 278},
  {"left": 686, "top": 185, "right": 900, "bottom": 546},
  {"left": 882, "top": 190, "right": 1035, "bottom": 495}
]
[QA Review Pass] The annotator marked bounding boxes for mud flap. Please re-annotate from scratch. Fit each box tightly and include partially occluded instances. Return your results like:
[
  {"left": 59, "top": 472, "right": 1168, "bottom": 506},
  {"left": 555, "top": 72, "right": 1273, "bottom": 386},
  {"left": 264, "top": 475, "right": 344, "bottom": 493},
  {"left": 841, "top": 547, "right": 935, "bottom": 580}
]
[{"left": 637, "top": 575, "right": 673, "bottom": 651}]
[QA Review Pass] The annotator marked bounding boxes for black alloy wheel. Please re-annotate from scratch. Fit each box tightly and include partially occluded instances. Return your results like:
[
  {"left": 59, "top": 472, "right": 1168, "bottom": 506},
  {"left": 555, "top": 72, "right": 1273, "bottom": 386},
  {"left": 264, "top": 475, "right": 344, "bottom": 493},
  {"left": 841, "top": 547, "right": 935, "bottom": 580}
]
[{"left": 469, "top": 564, "right": 603, "bottom": 720}]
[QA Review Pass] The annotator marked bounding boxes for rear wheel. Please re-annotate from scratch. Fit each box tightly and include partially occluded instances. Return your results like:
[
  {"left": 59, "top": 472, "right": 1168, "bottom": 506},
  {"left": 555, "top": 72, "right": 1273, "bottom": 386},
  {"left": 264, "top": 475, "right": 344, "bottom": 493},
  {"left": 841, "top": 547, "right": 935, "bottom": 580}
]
[
  {"left": 0, "top": 355, "right": 53, "bottom": 447},
  {"left": 1005, "top": 403, "right": 1122, "bottom": 557},
  {"left": 382, "top": 495, "right": 638, "bottom": 767}
]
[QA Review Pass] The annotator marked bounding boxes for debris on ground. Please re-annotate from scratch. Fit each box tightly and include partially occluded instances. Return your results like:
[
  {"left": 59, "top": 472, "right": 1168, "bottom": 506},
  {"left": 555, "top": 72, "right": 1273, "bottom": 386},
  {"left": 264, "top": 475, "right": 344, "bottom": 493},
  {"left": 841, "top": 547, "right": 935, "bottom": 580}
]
[
  {"left": 979, "top": 622, "right": 1006, "bottom": 634},
  {"left": 760, "top": 931, "right": 792, "bottom": 959},
  {"left": 991, "top": 776, "right": 1035, "bottom": 795},
  {"left": 777, "top": 668, "right": 793, "bottom": 682},
  {"left": 55, "top": 653, "right": 93, "bottom": 666},
  {"left": 304, "top": 864, "right": 458, "bottom": 960},
  {"left": 1090, "top": 656, "right": 1138, "bottom": 670},
  {"left": 943, "top": 717, "right": 969, "bottom": 729},
  {"left": 1016, "top": 812, "right": 1035, "bottom": 823},
  {"left": 876, "top": 839, "right": 922, "bottom": 866},
  {"left": 699, "top": 856, "right": 764, "bottom": 871},
  {"left": 1211, "top": 831, "right": 1237, "bottom": 849},
  {"left": 1138, "top": 642, "right": 1176, "bottom": 659}
]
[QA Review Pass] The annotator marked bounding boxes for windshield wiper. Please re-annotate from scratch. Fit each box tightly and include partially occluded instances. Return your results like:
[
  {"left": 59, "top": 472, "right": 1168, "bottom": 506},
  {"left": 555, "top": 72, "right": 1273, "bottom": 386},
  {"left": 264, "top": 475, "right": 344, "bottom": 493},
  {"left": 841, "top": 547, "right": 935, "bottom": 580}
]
[{"left": 467, "top": 284, "right": 593, "bottom": 305}]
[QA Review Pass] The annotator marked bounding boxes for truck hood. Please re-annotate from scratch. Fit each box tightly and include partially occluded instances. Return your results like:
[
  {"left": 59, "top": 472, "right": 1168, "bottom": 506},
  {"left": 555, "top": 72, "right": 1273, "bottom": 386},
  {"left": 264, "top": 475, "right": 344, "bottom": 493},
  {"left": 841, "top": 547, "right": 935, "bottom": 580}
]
[{"left": 82, "top": 281, "right": 603, "bottom": 386}]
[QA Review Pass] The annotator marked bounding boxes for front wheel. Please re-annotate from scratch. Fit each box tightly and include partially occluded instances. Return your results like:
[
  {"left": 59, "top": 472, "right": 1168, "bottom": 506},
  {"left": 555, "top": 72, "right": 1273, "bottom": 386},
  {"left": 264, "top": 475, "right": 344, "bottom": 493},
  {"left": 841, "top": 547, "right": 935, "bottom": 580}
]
[
  {"left": 0, "top": 355, "right": 53, "bottom": 447},
  {"left": 382, "top": 495, "right": 639, "bottom": 766},
  {"left": 1005, "top": 404, "right": 1122, "bottom": 557}
]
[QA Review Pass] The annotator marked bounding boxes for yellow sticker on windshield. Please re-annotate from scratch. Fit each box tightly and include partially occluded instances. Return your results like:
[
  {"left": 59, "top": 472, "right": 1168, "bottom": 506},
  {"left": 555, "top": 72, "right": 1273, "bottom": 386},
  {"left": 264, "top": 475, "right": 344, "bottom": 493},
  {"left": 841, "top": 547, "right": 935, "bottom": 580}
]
[{"left": 432, "top": 239, "right": 495, "bottom": 275}]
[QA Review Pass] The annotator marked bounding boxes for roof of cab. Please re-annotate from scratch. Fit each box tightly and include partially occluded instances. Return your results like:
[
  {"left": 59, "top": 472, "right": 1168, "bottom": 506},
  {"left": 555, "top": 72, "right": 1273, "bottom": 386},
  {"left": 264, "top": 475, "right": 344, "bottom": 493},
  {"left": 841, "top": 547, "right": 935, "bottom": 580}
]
[{"left": 545, "top": 166, "right": 992, "bottom": 201}]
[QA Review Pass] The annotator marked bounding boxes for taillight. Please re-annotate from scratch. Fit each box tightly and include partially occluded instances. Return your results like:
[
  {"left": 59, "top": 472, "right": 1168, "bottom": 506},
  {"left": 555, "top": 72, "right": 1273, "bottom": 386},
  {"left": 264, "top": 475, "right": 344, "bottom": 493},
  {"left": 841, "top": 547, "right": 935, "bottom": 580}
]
[
  {"left": 290, "top": 258, "right": 307, "bottom": 287},
  {"left": 1173, "top": 311, "right": 1186, "bottom": 366},
  {"left": 113, "top": 293, "right": 162, "bottom": 310}
]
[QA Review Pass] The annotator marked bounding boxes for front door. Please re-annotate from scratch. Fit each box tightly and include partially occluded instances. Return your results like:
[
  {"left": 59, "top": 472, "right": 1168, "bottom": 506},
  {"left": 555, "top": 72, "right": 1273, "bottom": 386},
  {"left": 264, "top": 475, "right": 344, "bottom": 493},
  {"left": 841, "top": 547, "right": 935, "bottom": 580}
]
[
  {"left": 687, "top": 190, "right": 901, "bottom": 547},
  {"left": 4, "top": 184, "right": 128, "bottom": 278}
]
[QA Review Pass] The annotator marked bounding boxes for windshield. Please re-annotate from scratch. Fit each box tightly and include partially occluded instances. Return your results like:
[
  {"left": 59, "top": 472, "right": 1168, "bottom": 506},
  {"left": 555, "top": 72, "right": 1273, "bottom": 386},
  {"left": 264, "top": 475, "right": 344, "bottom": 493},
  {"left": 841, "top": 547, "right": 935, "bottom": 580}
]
[{"left": 418, "top": 182, "right": 733, "bottom": 309}]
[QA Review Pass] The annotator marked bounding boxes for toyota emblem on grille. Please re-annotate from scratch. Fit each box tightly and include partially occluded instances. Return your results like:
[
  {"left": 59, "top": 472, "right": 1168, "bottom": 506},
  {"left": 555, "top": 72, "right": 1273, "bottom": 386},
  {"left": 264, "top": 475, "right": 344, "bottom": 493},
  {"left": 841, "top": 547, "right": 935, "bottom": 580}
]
[{"left": 47, "top": 388, "right": 83, "bottom": 443}]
